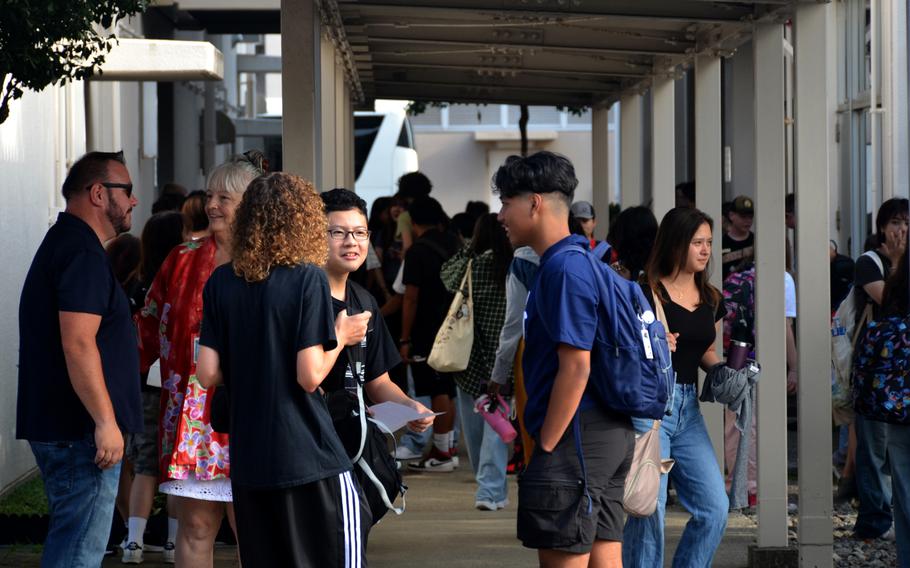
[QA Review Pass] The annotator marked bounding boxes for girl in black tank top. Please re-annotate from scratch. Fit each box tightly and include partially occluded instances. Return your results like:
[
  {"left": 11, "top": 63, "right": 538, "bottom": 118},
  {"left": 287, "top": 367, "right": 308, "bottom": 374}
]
[{"left": 623, "top": 207, "right": 729, "bottom": 568}]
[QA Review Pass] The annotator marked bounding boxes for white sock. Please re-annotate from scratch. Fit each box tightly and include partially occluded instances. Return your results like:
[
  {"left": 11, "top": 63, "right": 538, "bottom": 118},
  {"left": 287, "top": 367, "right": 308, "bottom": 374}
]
[
  {"left": 433, "top": 433, "right": 449, "bottom": 454},
  {"left": 127, "top": 517, "right": 147, "bottom": 547},
  {"left": 167, "top": 517, "right": 178, "bottom": 544}
]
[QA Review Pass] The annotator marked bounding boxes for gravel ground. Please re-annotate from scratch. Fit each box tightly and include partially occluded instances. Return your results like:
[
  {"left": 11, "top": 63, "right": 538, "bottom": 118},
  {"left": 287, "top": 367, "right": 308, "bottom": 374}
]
[
  {"left": 741, "top": 496, "right": 897, "bottom": 567},
  {"left": 829, "top": 503, "right": 897, "bottom": 568}
]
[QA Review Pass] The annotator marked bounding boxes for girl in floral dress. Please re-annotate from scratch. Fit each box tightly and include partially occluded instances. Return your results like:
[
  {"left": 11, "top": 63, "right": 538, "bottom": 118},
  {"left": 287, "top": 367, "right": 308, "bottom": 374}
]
[{"left": 137, "top": 156, "right": 262, "bottom": 566}]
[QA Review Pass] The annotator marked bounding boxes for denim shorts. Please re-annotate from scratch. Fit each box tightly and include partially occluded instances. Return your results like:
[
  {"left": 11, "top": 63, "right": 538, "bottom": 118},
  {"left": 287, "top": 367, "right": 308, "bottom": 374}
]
[{"left": 517, "top": 407, "right": 634, "bottom": 553}]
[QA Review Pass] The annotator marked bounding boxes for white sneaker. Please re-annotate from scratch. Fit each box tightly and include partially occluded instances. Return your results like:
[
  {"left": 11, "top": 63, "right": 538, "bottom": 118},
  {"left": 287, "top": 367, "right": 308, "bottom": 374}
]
[
  {"left": 408, "top": 449, "right": 455, "bottom": 472},
  {"left": 496, "top": 498, "right": 510, "bottom": 510},
  {"left": 162, "top": 541, "right": 176, "bottom": 564},
  {"left": 451, "top": 455, "right": 460, "bottom": 468},
  {"left": 392, "top": 446, "right": 423, "bottom": 461},
  {"left": 879, "top": 526, "right": 896, "bottom": 541},
  {"left": 475, "top": 500, "right": 498, "bottom": 511},
  {"left": 121, "top": 542, "right": 143, "bottom": 564}
]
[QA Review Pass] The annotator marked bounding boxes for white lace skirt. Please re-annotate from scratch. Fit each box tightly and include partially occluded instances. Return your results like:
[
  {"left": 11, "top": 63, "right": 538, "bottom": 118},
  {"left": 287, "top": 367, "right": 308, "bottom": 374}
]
[{"left": 160, "top": 475, "right": 233, "bottom": 502}]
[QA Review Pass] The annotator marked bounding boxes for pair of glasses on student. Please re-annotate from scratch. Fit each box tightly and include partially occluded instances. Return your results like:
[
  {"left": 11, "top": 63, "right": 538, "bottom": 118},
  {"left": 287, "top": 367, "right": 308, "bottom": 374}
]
[{"left": 327, "top": 228, "right": 371, "bottom": 241}]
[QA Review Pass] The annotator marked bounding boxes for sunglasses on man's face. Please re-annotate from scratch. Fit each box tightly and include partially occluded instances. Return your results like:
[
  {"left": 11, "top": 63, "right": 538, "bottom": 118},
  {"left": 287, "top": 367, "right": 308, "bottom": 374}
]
[{"left": 88, "top": 182, "right": 133, "bottom": 198}]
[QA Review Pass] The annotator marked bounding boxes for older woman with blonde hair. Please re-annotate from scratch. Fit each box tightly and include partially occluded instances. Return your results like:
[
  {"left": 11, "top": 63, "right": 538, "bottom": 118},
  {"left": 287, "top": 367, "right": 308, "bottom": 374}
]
[
  {"left": 196, "top": 173, "right": 369, "bottom": 567},
  {"left": 136, "top": 155, "right": 263, "bottom": 566}
]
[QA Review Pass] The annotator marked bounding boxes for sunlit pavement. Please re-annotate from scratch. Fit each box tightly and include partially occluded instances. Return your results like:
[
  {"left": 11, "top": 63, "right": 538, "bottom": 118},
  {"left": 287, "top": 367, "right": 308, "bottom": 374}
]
[{"left": 0, "top": 451, "right": 758, "bottom": 568}]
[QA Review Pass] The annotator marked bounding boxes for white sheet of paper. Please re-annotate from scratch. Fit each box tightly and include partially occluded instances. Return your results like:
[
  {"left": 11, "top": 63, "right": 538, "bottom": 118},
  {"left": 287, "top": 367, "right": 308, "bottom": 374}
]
[
  {"left": 368, "top": 401, "right": 442, "bottom": 432},
  {"left": 147, "top": 359, "right": 162, "bottom": 388}
]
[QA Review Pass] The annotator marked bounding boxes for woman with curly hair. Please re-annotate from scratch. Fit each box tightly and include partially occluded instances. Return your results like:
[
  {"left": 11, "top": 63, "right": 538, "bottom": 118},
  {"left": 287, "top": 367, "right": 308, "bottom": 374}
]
[
  {"left": 136, "top": 155, "right": 262, "bottom": 566},
  {"left": 196, "top": 173, "right": 370, "bottom": 567}
]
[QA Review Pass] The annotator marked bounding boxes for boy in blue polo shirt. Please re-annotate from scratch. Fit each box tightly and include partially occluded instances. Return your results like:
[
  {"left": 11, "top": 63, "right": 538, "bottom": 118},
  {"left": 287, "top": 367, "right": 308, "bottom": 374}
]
[{"left": 494, "top": 152, "right": 634, "bottom": 567}]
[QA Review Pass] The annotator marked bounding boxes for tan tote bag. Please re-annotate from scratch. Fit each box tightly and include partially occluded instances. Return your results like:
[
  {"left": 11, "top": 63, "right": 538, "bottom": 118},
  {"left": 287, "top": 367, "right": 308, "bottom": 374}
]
[
  {"left": 622, "top": 290, "right": 675, "bottom": 517},
  {"left": 428, "top": 260, "right": 474, "bottom": 372}
]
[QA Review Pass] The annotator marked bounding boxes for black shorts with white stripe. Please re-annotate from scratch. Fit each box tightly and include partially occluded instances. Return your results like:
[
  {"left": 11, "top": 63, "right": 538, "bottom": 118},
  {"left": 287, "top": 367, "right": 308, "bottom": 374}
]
[{"left": 233, "top": 470, "right": 372, "bottom": 567}]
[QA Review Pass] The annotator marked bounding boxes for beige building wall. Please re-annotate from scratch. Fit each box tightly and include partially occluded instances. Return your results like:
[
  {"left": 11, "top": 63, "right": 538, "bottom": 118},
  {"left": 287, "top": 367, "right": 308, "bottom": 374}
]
[{"left": 413, "top": 130, "right": 595, "bottom": 216}]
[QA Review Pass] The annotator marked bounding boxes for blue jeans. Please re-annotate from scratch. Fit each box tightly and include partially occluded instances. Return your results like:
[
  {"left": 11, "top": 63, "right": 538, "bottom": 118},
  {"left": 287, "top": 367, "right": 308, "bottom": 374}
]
[
  {"left": 887, "top": 423, "right": 910, "bottom": 568},
  {"left": 30, "top": 437, "right": 121, "bottom": 568},
  {"left": 623, "top": 384, "right": 728, "bottom": 568},
  {"left": 455, "top": 387, "right": 509, "bottom": 504},
  {"left": 854, "top": 415, "right": 892, "bottom": 537},
  {"left": 398, "top": 395, "right": 462, "bottom": 454},
  {"left": 399, "top": 395, "right": 433, "bottom": 453}
]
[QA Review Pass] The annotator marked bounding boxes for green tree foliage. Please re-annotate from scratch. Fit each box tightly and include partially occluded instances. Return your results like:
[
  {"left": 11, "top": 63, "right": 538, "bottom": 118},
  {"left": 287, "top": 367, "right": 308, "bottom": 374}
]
[{"left": 0, "top": 0, "right": 146, "bottom": 124}]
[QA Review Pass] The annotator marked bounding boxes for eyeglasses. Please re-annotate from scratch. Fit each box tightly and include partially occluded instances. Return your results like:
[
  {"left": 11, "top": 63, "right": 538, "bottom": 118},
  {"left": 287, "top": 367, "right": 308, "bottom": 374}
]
[
  {"left": 327, "top": 228, "right": 371, "bottom": 241},
  {"left": 88, "top": 182, "right": 133, "bottom": 198}
]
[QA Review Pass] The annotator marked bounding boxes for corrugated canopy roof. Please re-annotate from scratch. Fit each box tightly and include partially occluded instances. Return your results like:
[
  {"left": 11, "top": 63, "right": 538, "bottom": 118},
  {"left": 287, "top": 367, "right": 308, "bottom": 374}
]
[
  {"left": 336, "top": 0, "right": 803, "bottom": 107},
  {"left": 170, "top": 0, "right": 809, "bottom": 108}
]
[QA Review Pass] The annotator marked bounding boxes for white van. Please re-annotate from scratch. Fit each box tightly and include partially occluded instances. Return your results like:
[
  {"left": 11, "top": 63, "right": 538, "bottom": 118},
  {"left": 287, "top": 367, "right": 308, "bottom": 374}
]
[{"left": 354, "top": 108, "right": 418, "bottom": 213}]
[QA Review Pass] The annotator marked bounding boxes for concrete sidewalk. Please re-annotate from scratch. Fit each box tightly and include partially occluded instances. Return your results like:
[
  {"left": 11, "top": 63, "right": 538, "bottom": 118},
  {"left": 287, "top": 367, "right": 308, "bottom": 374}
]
[
  {"left": 0, "top": 461, "right": 757, "bottom": 567},
  {"left": 370, "top": 464, "right": 757, "bottom": 568}
]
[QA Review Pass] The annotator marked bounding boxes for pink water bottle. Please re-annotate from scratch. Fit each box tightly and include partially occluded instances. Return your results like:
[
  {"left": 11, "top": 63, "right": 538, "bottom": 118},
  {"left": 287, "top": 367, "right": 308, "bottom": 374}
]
[{"left": 474, "top": 395, "right": 517, "bottom": 443}]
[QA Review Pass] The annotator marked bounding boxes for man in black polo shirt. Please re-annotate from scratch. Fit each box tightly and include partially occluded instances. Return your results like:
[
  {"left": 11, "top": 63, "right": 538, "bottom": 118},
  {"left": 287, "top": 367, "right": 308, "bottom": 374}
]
[{"left": 17, "top": 151, "right": 143, "bottom": 567}]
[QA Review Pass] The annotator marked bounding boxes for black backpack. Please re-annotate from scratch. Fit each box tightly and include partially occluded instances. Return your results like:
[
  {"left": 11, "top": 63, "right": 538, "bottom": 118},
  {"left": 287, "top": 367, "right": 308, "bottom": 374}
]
[{"left": 325, "top": 282, "right": 407, "bottom": 524}]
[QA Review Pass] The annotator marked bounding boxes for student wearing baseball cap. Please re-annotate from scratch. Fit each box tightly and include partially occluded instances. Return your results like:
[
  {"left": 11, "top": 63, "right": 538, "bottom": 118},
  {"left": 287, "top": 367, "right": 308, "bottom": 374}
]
[
  {"left": 570, "top": 201, "right": 597, "bottom": 249},
  {"left": 721, "top": 195, "right": 754, "bottom": 279}
]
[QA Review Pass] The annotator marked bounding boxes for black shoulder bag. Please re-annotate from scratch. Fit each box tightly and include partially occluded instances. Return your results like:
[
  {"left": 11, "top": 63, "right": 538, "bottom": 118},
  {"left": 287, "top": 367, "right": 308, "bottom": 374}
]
[{"left": 326, "top": 283, "right": 407, "bottom": 524}]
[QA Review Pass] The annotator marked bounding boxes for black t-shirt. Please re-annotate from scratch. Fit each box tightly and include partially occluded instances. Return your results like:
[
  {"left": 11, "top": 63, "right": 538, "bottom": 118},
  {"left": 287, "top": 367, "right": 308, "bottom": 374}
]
[
  {"left": 323, "top": 281, "right": 401, "bottom": 394},
  {"left": 830, "top": 254, "right": 855, "bottom": 311},
  {"left": 200, "top": 262, "right": 350, "bottom": 489},
  {"left": 17, "top": 213, "right": 142, "bottom": 441},
  {"left": 722, "top": 232, "right": 755, "bottom": 280},
  {"left": 854, "top": 250, "right": 891, "bottom": 326},
  {"left": 402, "top": 229, "right": 459, "bottom": 355},
  {"left": 642, "top": 283, "right": 726, "bottom": 385}
]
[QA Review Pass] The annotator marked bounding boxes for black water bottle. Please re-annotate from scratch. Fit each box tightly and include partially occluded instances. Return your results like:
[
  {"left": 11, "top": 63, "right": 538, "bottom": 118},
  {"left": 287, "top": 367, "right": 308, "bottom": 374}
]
[{"left": 727, "top": 305, "right": 752, "bottom": 371}]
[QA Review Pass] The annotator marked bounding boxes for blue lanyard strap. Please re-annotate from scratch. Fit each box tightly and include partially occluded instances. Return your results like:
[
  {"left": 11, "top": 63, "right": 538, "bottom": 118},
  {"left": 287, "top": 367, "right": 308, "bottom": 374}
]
[{"left": 572, "top": 413, "right": 594, "bottom": 515}]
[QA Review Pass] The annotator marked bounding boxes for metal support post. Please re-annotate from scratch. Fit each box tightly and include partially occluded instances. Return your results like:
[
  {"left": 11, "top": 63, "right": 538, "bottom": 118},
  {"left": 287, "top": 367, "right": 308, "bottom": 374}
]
[
  {"left": 335, "top": 56, "right": 346, "bottom": 187},
  {"left": 280, "top": 0, "right": 318, "bottom": 180},
  {"left": 651, "top": 76, "right": 676, "bottom": 223},
  {"left": 620, "top": 94, "right": 644, "bottom": 209},
  {"left": 695, "top": 53, "right": 726, "bottom": 467},
  {"left": 753, "top": 21, "right": 790, "bottom": 551},
  {"left": 346, "top": 88, "right": 355, "bottom": 190},
  {"left": 795, "top": 4, "right": 835, "bottom": 566},
  {"left": 319, "top": 33, "right": 336, "bottom": 190},
  {"left": 592, "top": 104, "right": 611, "bottom": 240}
]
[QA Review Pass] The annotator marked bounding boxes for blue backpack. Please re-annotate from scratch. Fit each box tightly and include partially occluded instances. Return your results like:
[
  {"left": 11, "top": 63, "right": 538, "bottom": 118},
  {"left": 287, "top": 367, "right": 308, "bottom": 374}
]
[
  {"left": 592, "top": 240, "right": 612, "bottom": 260},
  {"left": 852, "top": 314, "right": 910, "bottom": 425},
  {"left": 556, "top": 243, "right": 674, "bottom": 420}
]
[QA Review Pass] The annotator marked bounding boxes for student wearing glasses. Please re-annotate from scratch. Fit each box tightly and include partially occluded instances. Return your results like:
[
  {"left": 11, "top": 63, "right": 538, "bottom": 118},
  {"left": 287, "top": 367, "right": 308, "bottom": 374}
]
[{"left": 319, "top": 188, "right": 432, "bottom": 465}]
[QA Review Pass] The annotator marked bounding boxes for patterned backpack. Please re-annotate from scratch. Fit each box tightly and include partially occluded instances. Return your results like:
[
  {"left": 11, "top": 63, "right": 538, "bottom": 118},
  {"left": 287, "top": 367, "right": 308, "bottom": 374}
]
[
  {"left": 722, "top": 263, "right": 756, "bottom": 354},
  {"left": 852, "top": 314, "right": 910, "bottom": 424}
]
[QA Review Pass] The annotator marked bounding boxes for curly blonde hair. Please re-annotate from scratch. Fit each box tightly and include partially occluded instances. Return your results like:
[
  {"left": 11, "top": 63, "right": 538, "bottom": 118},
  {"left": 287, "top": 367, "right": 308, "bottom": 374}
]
[{"left": 231, "top": 173, "right": 328, "bottom": 282}]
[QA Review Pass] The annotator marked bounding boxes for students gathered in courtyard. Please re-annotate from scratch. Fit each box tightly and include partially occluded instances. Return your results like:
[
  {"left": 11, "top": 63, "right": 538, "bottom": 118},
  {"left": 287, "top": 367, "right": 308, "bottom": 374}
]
[{"left": 16, "top": 148, "right": 909, "bottom": 567}]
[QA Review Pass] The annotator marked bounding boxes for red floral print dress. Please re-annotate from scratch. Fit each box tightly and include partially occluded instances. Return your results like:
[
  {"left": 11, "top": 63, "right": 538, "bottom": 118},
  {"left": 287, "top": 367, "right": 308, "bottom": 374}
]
[{"left": 137, "top": 238, "right": 230, "bottom": 482}]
